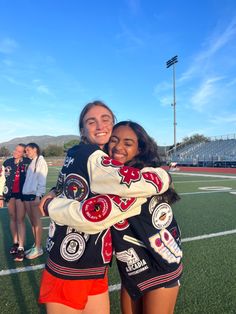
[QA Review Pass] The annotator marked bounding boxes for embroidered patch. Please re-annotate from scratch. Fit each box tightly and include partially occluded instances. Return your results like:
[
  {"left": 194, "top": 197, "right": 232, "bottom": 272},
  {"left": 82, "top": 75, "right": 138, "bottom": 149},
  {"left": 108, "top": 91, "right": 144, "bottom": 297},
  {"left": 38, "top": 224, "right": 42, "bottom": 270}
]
[
  {"left": 4, "top": 166, "right": 11, "bottom": 177},
  {"left": 60, "top": 233, "right": 86, "bottom": 261},
  {"left": 116, "top": 248, "right": 148, "bottom": 276},
  {"left": 149, "top": 196, "right": 160, "bottom": 214},
  {"left": 64, "top": 173, "right": 89, "bottom": 201},
  {"left": 4, "top": 186, "right": 8, "bottom": 194},
  {"left": 101, "top": 229, "right": 113, "bottom": 263},
  {"left": 152, "top": 203, "right": 173, "bottom": 229},
  {"left": 82, "top": 195, "right": 112, "bottom": 222},
  {"left": 113, "top": 219, "right": 130, "bottom": 230},
  {"left": 48, "top": 221, "right": 56, "bottom": 238},
  {"left": 149, "top": 229, "right": 182, "bottom": 264}
]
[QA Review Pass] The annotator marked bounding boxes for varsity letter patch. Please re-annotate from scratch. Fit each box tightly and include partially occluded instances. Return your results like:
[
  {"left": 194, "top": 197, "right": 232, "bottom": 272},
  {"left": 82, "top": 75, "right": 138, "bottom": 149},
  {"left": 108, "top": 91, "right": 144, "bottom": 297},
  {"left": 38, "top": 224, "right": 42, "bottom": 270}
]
[{"left": 149, "top": 229, "right": 182, "bottom": 264}]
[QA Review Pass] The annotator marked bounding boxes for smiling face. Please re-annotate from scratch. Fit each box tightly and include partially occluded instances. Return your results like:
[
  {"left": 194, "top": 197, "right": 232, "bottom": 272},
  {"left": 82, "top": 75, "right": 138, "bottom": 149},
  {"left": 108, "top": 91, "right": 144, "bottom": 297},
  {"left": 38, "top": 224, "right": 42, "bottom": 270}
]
[
  {"left": 25, "top": 146, "right": 38, "bottom": 159},
  {"left": 108, "top": 125, "right": 140, "bottom": 164},
  {"left": 81, "top": 105, "right": 114, "bottom": 149},
  {"left": 13, "top": 145, "right": 25, "bottom": 161}
]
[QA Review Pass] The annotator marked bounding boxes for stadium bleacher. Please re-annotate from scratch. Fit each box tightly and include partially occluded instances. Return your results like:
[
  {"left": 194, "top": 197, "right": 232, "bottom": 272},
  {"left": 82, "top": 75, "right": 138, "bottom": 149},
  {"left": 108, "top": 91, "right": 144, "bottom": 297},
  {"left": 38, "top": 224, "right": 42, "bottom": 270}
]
[{"left": 168, "top": 137, "right": 236, "bottom": 167}]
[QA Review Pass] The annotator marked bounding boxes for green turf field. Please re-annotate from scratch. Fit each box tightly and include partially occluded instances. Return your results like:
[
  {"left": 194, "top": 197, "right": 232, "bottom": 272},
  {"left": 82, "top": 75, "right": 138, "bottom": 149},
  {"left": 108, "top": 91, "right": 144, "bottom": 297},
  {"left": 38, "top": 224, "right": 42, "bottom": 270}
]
[{"left": 0, "top": 167, "right": 236, "bottom": 313}]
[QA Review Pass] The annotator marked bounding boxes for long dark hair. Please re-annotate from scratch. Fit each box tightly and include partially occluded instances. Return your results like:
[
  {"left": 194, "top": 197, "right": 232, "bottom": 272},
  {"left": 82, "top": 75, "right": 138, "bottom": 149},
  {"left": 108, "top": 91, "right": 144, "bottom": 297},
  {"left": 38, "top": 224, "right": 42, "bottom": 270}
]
[
  {"left": 26, "top": 142, "right": 41, "bottom": 172},
  {"left": 111, "top": 121, "right": 161, "bottom": 169},
  {"left": 110, "top": 121, "right": 180, "bottom": 204}
]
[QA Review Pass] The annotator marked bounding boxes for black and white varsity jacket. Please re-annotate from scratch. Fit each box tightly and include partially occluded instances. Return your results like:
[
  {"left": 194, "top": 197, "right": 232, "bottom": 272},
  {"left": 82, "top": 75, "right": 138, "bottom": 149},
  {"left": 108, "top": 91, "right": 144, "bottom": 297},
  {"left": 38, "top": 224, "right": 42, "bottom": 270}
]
[
  {"left": 44, "top": 143, "right": 171, "bottom": 280},
  {"left": 111, "top": 194, "right": 183, "bottom": 299},
  {"left": 0, "top": 157, "right": 31, "bottom": 201}
]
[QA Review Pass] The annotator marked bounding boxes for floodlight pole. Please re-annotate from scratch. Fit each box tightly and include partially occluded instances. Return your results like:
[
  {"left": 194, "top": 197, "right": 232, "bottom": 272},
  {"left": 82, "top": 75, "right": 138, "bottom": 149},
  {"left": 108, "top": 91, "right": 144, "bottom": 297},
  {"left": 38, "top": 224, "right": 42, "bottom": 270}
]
[{"left": 166, "top": 55, "right": 178, "bottom": 151}]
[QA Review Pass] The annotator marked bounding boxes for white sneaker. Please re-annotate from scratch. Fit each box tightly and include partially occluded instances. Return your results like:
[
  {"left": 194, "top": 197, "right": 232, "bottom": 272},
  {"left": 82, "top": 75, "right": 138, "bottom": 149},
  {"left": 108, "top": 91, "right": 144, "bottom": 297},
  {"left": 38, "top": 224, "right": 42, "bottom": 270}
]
[
  {"left": 25, "top": 247, "right": 43, "bottom": 259},
  {"left": 25, "top": 244, "right": 35, "bottom": 255}
]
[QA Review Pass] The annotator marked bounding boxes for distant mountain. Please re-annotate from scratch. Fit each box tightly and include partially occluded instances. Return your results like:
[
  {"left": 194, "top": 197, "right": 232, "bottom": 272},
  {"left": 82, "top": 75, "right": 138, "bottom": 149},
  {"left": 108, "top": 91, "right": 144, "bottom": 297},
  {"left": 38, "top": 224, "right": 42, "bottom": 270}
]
[{"left": 0, "top": 135, "right": 80, "bottom": 152}]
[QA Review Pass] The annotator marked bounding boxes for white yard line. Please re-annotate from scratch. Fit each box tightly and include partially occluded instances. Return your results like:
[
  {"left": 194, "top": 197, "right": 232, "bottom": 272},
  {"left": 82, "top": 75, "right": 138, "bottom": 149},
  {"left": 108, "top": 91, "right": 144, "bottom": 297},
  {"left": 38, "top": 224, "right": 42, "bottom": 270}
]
[
  {"left": 182, "top": 229, "right": 236, "bottom": 242},
  {"left": 171, "top": 172, "right": 236, "bottom": 179},
  {"left": 179, "top": 190, "right": 236, "bottom": 195},
  {"left": 175, "top": 178, "right": 236, "bottom": 183},
  {"left": 1, "top": 229, "right": 235, "bottom": 277}
]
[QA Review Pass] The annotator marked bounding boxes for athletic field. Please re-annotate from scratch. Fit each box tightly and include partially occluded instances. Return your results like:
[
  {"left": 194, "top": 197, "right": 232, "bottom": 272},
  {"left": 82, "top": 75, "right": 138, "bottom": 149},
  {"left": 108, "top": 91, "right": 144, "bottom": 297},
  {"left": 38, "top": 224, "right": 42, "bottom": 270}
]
[{"left": 0, "top": 167, "right": 236, "bottom": 313}]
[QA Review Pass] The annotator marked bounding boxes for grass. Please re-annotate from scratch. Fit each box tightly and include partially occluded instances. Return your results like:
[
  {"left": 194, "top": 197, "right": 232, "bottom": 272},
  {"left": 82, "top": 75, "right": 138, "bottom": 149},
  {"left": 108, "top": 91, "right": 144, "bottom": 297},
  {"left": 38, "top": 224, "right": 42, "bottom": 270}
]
[{"left": 0, "top": 168, "right": 236, "bottom": 313}]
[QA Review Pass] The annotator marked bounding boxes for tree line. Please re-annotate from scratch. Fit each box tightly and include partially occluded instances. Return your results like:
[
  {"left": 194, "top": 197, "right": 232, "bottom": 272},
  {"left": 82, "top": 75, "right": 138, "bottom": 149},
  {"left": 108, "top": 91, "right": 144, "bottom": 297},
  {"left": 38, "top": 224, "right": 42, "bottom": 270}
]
[
  {"left": 0, "top": 139, "right": 80, "bottom": 157},
  {"left": 0, "top": 134, "right": 211, "bottom": 158}
]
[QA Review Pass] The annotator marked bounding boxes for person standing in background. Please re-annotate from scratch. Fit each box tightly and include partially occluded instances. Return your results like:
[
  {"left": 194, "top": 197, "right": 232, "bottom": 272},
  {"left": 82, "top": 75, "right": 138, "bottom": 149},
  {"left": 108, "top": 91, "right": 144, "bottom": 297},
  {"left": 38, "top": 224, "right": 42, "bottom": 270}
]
[
  {"left": 22, "top": 143, "right": 48, "bottom": 260},
  {"left": 0, "top": 144, "right": 31, "bottom": 262}
]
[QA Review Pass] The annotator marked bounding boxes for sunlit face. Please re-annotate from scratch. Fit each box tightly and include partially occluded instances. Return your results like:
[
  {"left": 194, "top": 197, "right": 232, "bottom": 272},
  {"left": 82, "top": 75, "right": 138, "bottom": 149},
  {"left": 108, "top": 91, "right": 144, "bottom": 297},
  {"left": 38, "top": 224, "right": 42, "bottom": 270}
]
[
  {"left": 81, "top": 105, "right": 114, "bottom": 148},
  {"left": 25, "top": 146, "right": 37, "bottom": 159},
  {"left": 13, "top": 145, "right": 25, "bottom": 160},
  {"left": 108, "top": 125, "right": 140, "bottom": 164}
]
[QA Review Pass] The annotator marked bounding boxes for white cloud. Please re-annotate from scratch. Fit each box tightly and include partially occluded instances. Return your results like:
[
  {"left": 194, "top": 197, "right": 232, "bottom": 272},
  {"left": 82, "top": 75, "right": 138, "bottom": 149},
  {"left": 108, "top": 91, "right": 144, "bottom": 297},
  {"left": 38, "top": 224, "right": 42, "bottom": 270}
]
[
  {"left": 190, "top": 76, "right": 224, "bottom": 111},
  {"left": 209, "top": 114, "right": 236, "bottom": 124},
  {"left": 0, "top": 38, "right": 18, "bottom": 54},
  {"left": 180, "top": 17, "right": 236, "bottom": 82},
  {"left": 116, "top": 21, "right": 145, "bottom": 51},
  {"left": 36, "top": 84, "right": 52, "bottom": 95}
]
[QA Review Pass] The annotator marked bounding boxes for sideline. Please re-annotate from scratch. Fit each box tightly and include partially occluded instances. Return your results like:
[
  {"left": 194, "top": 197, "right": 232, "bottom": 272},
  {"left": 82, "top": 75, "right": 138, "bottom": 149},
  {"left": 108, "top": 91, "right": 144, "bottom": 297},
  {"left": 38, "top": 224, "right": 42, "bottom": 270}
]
[
  {"left": 171, "top": 172, "right": 236, "bottom": 179},
  {"left": 1, "top": 229, "right": 236, "bottom": 277}
]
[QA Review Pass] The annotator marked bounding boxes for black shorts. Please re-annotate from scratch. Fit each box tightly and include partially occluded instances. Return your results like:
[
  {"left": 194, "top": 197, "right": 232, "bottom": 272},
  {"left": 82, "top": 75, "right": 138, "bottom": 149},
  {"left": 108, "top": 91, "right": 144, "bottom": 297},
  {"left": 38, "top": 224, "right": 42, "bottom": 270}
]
[
  {"left": 6, "top": 193, "right": 24, "bottom": 202},
  {"left": 118, "top": 261, "right": 183, "bottom": 300},
  {"left": 22, "top": 194, "right": 37, "bottom": 201}
]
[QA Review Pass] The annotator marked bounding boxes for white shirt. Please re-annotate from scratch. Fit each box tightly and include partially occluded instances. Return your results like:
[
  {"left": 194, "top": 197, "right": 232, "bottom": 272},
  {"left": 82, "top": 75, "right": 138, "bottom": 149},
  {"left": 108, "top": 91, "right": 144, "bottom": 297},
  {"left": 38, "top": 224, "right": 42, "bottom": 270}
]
[{"left": 22, "top": 155, "right": 48, "bottom": 196}]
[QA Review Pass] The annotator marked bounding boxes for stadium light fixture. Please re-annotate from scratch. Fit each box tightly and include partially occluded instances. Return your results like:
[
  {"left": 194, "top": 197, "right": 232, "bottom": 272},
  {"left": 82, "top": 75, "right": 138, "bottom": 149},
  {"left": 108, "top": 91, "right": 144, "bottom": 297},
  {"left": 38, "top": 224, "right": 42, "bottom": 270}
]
[{"left": 166, "top": 55, "right": 178, "bottom": 151}]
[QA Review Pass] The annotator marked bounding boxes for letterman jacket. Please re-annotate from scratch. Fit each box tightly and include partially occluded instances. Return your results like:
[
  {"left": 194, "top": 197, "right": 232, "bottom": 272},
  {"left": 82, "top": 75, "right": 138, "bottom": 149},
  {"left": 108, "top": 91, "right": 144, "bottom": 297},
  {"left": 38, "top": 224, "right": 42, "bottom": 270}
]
[
  {"left": 0, "top": 157, "right": 31, "bottom": 201},
  {"left": 111, "top": 194, "right": 183, "bottom": 299},
  {"left": 45, "top": 143, "right": 171, "bottom": 280}
]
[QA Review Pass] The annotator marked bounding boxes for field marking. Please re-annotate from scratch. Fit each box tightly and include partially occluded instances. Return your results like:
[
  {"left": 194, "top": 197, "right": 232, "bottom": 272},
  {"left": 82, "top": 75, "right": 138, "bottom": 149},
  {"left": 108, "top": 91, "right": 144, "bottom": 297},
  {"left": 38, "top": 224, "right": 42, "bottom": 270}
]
[
  {"left": 182, "top": 229, "right": 236, "bottom": 242},
  {"left": 179, "top": 190, "right": 236, "bottom": 195},
  {"left": 1, "top": 229, "right": 235, "bottom": 277},
  {"left": 171, "top": 172, "right": 236, "bottom": 179},
  {"left": 175, "top": 178, "right": 236, "bottom": 183},
  {"left": 109, "top": 283, "right": 121, "bottom": 292}
]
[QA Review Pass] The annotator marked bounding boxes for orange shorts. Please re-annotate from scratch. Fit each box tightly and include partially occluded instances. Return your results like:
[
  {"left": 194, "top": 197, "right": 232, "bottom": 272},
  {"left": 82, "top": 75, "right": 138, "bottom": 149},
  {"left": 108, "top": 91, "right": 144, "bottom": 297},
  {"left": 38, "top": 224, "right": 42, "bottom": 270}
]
[{"left": 38, "top": 269, "right": 108, "bottom": 310}]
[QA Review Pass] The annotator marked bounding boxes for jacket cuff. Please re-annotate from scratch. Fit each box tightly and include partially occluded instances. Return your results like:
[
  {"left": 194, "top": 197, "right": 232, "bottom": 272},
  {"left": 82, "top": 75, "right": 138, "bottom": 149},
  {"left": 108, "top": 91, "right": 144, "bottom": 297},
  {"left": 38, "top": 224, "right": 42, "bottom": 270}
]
[{"left": 43, "top": 198, "right": 53, "bottom": 216}]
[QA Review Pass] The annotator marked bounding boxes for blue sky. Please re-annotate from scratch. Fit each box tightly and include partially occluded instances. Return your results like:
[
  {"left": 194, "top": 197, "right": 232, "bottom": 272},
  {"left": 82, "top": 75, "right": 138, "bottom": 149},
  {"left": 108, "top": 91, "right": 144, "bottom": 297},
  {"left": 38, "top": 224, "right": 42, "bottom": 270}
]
[{"left": 0, "top": 0, "right": 236, "bottom": 146}]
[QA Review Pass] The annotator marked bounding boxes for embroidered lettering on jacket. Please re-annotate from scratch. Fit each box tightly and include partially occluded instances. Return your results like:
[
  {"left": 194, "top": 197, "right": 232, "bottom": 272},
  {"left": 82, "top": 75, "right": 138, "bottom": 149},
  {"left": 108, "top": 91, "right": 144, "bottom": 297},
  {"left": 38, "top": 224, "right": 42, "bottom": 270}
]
[
  {"left": 110, "top": 195, "right": 136, "bottom": 211},
  {"left": 101, "top": 156, "right": 163, "bottom": 191},
  {"left": 142, "top": 172, "right": 163, "bottom": 193},
  {"left": 116, "top": 248, "right": 148, "bottom": 276},
  {"left": 101, "top": 229, "right": 112, "bottom": 263},
  {"left": 64, "top": 156, "right": 74, "bottom": 168}
]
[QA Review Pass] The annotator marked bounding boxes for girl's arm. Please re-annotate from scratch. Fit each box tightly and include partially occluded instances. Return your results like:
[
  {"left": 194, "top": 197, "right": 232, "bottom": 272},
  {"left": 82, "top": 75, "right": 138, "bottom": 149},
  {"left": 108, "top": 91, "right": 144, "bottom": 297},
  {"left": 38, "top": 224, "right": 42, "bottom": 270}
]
[
  {"left": 36, "top": 158, "right": 48, "bottom": 197},
  {"left": 88, "top": 150, "right": 171, "bottom": 197},
  {"left": 40, "top": 150, "right": 171, "bottom": 233},
  {"left": 42, "top": 194, "right": 147, "bottom": 234},
  {"left": 0, "top": 165, "right": 5, "bottom": 198}
]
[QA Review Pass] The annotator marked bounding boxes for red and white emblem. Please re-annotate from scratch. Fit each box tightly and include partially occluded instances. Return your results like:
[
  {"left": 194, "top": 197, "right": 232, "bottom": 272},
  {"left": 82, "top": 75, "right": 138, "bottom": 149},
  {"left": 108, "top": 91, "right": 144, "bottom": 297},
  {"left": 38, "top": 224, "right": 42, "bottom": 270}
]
[
  {"left": 64, "top": 173, "right": 89, "bottom": 201},
  {"left": 82, "top": 195, "right": 112, "bottom": 222}
]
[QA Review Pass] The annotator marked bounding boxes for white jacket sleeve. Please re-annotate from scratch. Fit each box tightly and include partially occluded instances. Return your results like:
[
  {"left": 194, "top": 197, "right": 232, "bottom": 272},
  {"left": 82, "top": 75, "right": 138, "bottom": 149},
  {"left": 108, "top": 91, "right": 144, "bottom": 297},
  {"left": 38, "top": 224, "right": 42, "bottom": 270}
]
[
  {"left": 0, "top": 166, "right": 5, "bottom": 196},
  {"left": 47, "top": 151, "right": 171, "bottom": 234},
  {"left": 48, "top": 195, "right": 147, "bottom": 234},
  {"left": 36, "top": 158, "right": 48, "bottom": 196},
  {"left": 88, "top": 150, "right": 171, "bottom": 197}
]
